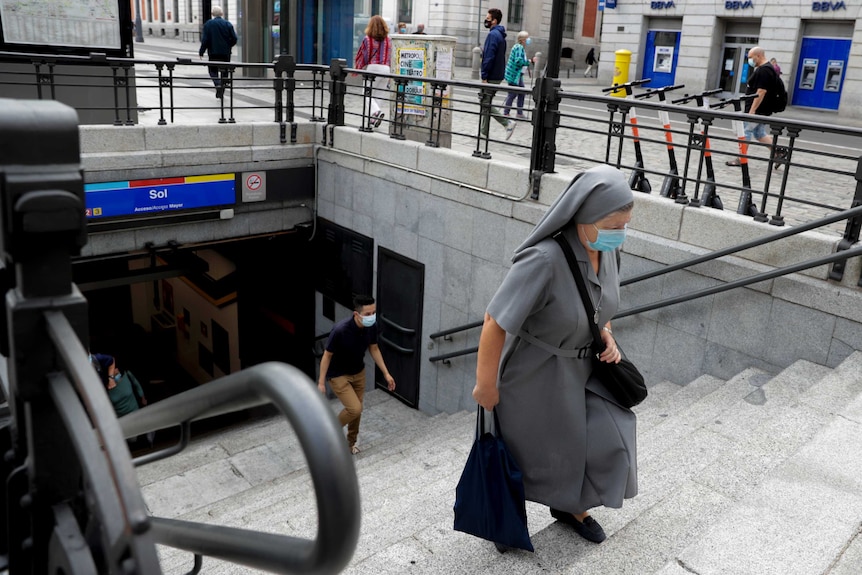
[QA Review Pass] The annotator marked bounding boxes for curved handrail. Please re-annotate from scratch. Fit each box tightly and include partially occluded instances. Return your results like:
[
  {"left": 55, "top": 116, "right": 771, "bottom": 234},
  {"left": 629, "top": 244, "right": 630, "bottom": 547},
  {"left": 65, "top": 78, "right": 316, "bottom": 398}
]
[{"left": 118, "top": 361, "right": 361, "bottom": 574}]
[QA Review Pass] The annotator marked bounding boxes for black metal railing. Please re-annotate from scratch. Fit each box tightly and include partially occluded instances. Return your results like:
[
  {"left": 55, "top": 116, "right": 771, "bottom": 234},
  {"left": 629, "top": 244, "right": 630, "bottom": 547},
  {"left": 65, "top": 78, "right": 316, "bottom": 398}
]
[
  {"left": 0, "top": 98, "right": 360, "bottom": 574},
  {"left": 3, "top": 50, "right": 862, "bottom": 238}
]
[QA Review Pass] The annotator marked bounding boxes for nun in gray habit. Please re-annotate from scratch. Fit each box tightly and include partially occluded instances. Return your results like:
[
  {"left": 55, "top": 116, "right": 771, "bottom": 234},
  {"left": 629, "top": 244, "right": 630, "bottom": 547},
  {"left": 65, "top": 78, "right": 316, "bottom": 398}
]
[{"left": 473, "top": 164, "right": 638, "bottom": 544}]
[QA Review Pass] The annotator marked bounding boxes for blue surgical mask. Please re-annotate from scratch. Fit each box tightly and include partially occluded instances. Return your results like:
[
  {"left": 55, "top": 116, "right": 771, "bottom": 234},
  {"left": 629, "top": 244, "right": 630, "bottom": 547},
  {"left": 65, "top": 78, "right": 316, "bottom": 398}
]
[
  {"left": 525, "top": 37, "right": 532, "bottom": 46},
  {"left": 112, "top": 372, "right": 122, "bottom": 380},
  {"left": 588, "top": 225, "right": 627, "bottom": 252},
  {"left": 748, "top": 57, "right": 755, "bottom": 68},
  {"left": 360, "top": 313, "right": 376, "bottom": 328}
]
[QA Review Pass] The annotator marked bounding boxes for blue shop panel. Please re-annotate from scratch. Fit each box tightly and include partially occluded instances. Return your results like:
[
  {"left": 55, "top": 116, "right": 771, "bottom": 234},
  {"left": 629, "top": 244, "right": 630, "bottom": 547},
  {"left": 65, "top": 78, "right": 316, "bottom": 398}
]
[
  {"left": 298, "top": 0, "right": 355, "bottom": 64},
  {"left": 643, "top": 30, "right": 680, "bottom": 88},
  {"left": 792, "top": 37, "right": 850, "bottom": 110}
]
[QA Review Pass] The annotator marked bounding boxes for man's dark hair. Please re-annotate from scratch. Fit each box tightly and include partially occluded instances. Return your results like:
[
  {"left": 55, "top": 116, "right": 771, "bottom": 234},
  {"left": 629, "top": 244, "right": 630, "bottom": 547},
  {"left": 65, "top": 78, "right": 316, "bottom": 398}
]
[
  {"left": 353, "top": 294, "right": 375, "bottom": 311},
  {"left": 488, "top": 8, "right": 503, "bottom": 24}
]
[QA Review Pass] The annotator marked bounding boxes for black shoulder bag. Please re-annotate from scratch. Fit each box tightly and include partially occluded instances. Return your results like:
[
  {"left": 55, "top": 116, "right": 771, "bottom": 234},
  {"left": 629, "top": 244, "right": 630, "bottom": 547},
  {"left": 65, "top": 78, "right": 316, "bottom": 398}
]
[{"left": 552, "top": 232, "right": 647, "bottom": 409}]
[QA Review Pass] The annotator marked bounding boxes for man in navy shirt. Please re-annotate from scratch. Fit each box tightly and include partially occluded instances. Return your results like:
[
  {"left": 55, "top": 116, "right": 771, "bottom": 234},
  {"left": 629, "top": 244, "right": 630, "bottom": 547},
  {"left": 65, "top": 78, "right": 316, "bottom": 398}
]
[
  {"left": 199, "top": 6, "right": 237, "bottom": 99},
  {"left": 318, "top": 295, "right": 396, "bottom": 454},
  {"left": 480, "top": 8, "right": 516, "bottom": 140}
]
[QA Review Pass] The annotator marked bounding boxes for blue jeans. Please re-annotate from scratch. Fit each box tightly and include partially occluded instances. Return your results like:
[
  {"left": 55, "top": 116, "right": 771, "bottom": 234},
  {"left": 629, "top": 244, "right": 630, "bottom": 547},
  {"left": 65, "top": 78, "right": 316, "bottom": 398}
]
[
  {"left": 744, "top": 121, "right": 768, "bottom": 141},
  {"left": 503, "top": 77, "right": 526, "bottom": 116}
]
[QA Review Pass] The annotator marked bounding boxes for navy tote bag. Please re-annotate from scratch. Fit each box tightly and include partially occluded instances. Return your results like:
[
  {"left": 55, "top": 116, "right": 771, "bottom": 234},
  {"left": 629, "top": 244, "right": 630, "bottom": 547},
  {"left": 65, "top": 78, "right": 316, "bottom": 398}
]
[{"left": 453, "top": 406, "right": 534, "bottom": 552}]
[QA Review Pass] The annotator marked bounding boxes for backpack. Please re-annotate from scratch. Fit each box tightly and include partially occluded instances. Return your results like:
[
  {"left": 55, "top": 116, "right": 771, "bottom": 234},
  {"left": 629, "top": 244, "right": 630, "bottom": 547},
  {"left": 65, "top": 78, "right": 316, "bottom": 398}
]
[{"left": 768, "top": 63, "right": 787, "bottom": 113}]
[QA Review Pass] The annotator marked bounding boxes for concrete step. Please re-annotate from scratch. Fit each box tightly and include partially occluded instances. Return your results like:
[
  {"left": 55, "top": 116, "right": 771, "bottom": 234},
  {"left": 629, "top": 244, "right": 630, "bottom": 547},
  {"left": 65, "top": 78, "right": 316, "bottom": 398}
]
[
  {"left": 655, "top": 352, "right": 862, "bottom": 575},
  {"left": 151, "top": 399, "right": 476, "bottom": 574},
  {"left": 633, "top": 374, "right": 726, "bottom": 433},
  {"left": 534, "top": 360, "right": 837, "bottom": 574},
  {"left": 151, "top": 355, "right": 860, "bottom": 575},
  {"left": 638, "top": 367, "right": 769, "bottom": 462}
]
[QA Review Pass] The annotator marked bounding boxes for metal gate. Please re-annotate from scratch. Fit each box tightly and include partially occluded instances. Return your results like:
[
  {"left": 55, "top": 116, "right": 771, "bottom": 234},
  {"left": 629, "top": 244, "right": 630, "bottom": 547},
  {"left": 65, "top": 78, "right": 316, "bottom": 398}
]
[{"left": 375, "top": 247, "right": 424, "bottom": 408}]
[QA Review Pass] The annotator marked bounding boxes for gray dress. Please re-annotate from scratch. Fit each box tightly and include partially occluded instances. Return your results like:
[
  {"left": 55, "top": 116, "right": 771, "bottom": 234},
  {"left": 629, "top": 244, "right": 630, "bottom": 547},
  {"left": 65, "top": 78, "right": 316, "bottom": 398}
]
[{"left": 488, "top": 225, "right": 638, "bottom": 514}]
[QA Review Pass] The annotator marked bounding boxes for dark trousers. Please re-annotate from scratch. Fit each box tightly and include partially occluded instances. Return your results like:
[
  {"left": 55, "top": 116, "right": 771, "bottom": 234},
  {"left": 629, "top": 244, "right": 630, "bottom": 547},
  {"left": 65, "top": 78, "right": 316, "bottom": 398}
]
[
  {"left": 503, "top": 77, "right": 526, "bottom": 117},
  {"left": 207, "top": 54, "right": 231, "bottom": 88}
]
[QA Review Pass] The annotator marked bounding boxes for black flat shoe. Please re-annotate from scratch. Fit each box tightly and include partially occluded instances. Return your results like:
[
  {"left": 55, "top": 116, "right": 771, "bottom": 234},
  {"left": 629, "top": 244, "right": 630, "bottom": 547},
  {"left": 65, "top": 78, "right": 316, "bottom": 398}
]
[
  {"left": 550, "top": 508, "right": 607, "bottom": 543},
  {"left": 494, "top": 542, "right": 510, "bottom": 554}
]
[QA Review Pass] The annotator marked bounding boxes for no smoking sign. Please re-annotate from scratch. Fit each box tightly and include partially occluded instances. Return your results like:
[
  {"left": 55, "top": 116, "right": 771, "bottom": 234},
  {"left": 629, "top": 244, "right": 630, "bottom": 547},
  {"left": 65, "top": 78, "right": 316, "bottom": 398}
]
[{"left": 241, "top": 171, "right": 266, "bottom": 202}]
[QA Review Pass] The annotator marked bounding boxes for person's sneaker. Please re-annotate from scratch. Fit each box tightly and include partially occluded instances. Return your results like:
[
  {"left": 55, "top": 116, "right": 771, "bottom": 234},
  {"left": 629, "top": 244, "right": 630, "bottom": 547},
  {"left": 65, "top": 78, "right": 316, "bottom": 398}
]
[
  {"left": 505, "top": 120, "right": 517, "bottom": 140},
  {"left": 350, "top": 444, "right": 360, "bottom": 455},
  {"left": 374, "top": 112, "right": 384, "bottom": 128}
]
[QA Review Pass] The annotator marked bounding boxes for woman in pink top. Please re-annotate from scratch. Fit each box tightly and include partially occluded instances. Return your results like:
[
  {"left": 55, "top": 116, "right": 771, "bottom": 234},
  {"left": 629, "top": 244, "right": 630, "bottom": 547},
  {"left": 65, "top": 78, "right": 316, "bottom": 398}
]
[{"left": 354, "top": 15, "right": 392, "bottom": 128}]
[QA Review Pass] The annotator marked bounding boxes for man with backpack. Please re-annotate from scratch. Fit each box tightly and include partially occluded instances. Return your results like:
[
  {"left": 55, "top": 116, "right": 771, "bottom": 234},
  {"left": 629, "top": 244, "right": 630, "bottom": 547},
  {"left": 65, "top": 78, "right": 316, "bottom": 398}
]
[{"left": 727, "top": 46, "right": 785, "bottom": 167}]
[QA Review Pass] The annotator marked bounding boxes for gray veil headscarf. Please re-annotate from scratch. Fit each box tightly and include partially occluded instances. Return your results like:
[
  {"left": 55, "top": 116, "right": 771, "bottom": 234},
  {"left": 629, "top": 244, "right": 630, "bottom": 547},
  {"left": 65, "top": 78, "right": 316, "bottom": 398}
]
[{"left": 514, "top": 164, "right": 633, "bottom": 256}]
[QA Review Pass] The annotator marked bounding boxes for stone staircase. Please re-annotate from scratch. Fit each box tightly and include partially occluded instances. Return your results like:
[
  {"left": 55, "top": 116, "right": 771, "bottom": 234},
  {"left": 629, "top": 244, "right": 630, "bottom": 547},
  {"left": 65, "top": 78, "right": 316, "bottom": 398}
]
[{"left": 143, "top": 352, "right": 862, "bottom": 574}]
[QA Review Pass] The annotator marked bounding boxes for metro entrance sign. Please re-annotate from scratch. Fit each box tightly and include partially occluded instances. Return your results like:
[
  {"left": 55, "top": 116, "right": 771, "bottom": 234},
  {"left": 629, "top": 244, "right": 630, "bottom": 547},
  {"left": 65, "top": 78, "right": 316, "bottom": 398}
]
[{"left": 85, "top": 173, "right": 236, "bottom": 219}]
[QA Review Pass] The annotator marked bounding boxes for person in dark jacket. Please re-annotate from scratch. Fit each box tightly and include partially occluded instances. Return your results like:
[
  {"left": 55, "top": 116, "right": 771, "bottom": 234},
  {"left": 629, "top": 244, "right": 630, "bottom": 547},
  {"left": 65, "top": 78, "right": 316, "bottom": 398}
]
[
  {"left": 479, "top": 8, "right": 515, "bottom": 139},
  {"left": 584, "top": 47, "right": 597, "bottom": 77},
  {"left": 199, "top": 6, "right": 237, "bottom": 99}
]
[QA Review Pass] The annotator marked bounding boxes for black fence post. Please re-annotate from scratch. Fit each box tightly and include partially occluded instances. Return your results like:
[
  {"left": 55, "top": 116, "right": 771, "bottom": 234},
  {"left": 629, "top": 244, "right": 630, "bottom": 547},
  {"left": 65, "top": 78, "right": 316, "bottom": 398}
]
[
  {"left": 274, "top": 54, "right": 296, "bottom": 143},
  {"left": 327, "top": 58, "right": 347, "bottom": 127},
  {"left": 528, "top": 76, "right": 561, "bottom": 200},
  {"left": 829, "top": 155, "right": 862, "bottom": 283}
]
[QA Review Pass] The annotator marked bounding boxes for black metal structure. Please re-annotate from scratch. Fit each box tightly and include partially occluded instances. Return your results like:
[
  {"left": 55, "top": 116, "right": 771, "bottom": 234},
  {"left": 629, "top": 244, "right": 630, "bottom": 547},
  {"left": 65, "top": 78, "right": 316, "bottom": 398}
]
[{"left": 0, "top": 98, "right": 360, "bottom": 574}]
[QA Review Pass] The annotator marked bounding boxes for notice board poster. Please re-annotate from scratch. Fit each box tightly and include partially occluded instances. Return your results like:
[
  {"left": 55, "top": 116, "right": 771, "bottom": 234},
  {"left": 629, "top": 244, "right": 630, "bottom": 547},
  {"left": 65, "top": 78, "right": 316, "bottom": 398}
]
[
  {"left": 0, "top": 0, "right": 121, "bottom": 48},
  {"left": 397, "top": 47, "right": 427, "bottom": 116}
]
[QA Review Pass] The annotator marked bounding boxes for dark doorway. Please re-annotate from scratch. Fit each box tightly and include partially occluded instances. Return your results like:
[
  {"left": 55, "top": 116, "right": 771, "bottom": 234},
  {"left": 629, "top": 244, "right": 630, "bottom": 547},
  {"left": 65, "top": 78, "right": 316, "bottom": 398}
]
[{"left": 376, "top": 247, "right": 424, "bottom": 408}]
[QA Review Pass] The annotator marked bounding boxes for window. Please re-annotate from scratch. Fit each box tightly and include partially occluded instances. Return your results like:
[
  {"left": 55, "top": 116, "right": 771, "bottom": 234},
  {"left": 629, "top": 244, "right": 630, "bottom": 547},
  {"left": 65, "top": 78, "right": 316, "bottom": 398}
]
[
  {"left": 398, "top": 0, "right": 412, "bottom": 24},
  {"left": 563, "top": 1, "right": 576, "bottom": 38},
  {"left": 508, "top": 0, "right": 524, "bottom": 27}
]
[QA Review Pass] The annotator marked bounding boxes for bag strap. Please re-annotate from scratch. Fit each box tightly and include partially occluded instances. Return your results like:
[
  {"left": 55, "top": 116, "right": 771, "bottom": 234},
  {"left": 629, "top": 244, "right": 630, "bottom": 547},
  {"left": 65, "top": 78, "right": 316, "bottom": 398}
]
[
  {"left": 552, "top": 231, "right": 605, "bottom": 351},
  {"left": 475, "top": 405, "right": 505, "bottom": 441}
]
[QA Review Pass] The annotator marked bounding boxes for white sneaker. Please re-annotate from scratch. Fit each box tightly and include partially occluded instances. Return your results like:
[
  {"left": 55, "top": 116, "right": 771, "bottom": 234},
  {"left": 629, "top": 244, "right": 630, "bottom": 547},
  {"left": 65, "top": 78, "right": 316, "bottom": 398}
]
[{"left": 505, "top": 120, "right": 517, "bottom": 140}]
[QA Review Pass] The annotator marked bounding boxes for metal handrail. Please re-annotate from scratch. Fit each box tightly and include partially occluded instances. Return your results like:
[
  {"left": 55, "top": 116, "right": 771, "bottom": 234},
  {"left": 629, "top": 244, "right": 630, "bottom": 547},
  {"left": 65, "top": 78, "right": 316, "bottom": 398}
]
[
  {"left": 616, "top": 243, "right": 862, "bottom": 319},
  {"left": 118, "top": 361, "right": 361, "bottom": 573},
  {"left": 430, "top": 204, "right": 862, "bottom": 361},
  {"left": 429, "top": 319, "right": 483, "bottom": 340},
  {"left": 621, "top": 203, "right": 862, "bottom": 287},
  {"left": 428, "top": 346, "right": 479, "bottom": 364}
]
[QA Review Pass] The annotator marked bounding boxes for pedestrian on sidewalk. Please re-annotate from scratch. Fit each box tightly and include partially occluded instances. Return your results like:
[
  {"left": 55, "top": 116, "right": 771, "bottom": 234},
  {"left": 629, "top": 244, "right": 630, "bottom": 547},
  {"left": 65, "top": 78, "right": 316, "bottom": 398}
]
[
  {"left": 503, "top": 30, "right": 532, "bottom": 128},
  {"left": 479, "top": 8, "right": 516, "bottom": 140},
  {"left": 770, "top": 57, "right": 782, "bottom": 77},
  {"left": 584, "top": 47, "right": 597, "bottom": 78},
  {"left": 318, "top": 295, "right": 396, "bottom": 455},
  {"left": 727, "top": 46, "right": 780, "bottom": 167},
  {"left": 354, "top": 15, "right": 392, "bottom": 129},
  {"left": 473, "top": 165, "right": 638, "bottom": 547},
  {"left": 198, "top": 6, "right": 237, "bottom": 99}
]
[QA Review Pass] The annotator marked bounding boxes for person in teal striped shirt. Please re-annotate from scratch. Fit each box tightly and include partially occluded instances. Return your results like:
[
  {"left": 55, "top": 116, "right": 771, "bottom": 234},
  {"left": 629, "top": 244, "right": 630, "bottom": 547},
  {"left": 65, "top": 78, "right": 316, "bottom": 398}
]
[{"left": 503, "top": 30, "right": 532, "bottom": 133}]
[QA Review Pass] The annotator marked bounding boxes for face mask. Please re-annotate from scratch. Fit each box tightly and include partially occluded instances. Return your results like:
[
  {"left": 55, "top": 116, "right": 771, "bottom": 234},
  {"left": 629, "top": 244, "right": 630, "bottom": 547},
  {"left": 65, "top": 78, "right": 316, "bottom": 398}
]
[
  {"left": 360, "top": 313, "right": 376, "bottom": 327},
  {"left": 588, "top": 225, "right": 627, "bottom": 252},
  {"left": 483, "top": 20, "right": 492, "bottom": 29},
  {"left": 400, "top": 28, "right": 406, "bottom": 33},
  {"left": 748, "top": 58, "right": 755, "bottom": 67},
  {"left": 112, "top": 372, "right": 122, "bottom": 381},
  {"left": 525, "top": 37, "right": 532, "bottom": 46}
]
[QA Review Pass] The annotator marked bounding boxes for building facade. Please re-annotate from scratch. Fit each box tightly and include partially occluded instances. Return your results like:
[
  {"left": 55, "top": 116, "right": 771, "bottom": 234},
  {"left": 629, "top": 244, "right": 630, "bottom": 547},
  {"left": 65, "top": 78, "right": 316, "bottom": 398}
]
[
  {"left": 127, "top": 1, "right": 603, "bottom": 72},
  {"left": 599, "top": 1, "right": 860, "bottom": 117}
]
